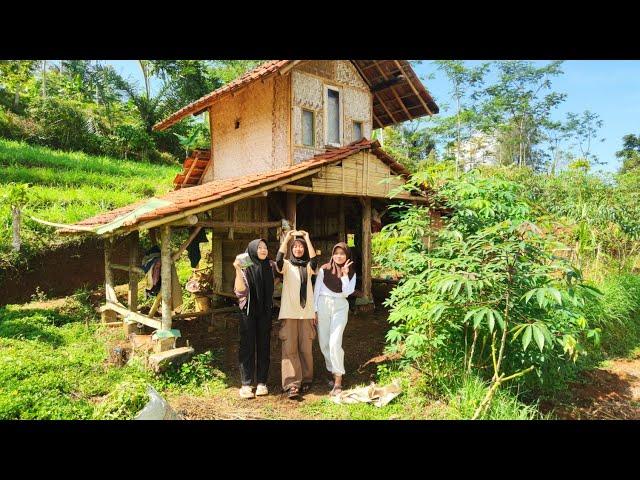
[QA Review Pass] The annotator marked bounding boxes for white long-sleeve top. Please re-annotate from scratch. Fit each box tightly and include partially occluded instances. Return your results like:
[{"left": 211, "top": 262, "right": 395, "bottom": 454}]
[{"left": 313, "top": 267, "right": 356, "bottom": 312}]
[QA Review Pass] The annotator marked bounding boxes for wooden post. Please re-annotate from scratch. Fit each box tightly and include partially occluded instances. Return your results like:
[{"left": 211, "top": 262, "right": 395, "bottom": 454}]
[
  {"left": 228, "top": 204, "right": 237, "bottom": 240},
  {"left": 160, "top": 226, "right": 172, "bottom": 331},
  {"left": 361, "top": 197, "right": 372, "bottom": 302},
  {"left": 149, "top": 228, "right": 158, "bottom": 246},
  {"left": 338, "top": 197, "right": 346, "bottom": 243},
  {"left": 104, "top": 238, "right": 118, "bottom": 304},
  {"left": 286, "top": 192, "right": 297, "bottom": 230},
  {"left": 212, "top": 235, "right": 223, "bottom": 294},
  {"left": 128, "top": 231, "right": 139, "bottom": 312},
  {"left": 260, "top": 197, "right": 269, "bottom": 240}
]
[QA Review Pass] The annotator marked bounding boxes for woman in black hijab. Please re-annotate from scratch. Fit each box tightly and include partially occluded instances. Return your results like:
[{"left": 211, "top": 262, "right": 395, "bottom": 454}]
[{"left": 233, "top": 238, "right": 275, "bottom": 399}]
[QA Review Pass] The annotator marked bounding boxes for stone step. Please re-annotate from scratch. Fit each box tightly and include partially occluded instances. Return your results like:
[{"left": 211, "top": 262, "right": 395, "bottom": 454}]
[{"left": 148, "top": 346, "right": 195, "bottom": 373}]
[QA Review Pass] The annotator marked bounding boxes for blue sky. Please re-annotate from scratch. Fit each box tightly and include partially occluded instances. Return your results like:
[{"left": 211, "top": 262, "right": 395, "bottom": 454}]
[{"left": 107, "top": 60, "right": 639, "bottom": 173}]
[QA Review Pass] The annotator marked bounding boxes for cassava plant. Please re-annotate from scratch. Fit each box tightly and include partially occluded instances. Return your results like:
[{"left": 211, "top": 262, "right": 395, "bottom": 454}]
[{"left": 378, "top": 165, "right": 601, "bottom": 418}]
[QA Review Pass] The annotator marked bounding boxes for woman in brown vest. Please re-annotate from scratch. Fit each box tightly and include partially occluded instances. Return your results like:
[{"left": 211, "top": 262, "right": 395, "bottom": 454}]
[{"left": 275, "top": 230, "right": 318, "bottom": 399}]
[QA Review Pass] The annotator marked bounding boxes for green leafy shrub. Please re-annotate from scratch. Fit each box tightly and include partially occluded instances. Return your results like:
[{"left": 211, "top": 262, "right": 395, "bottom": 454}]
[
  {"left": 28, "top": 97, "right": 101, "bottom": 154},
  {"left": 92, "top": 380, "right": 149, "bottom": 420},
  {"left": 378, "top": 166, "right": 601, "bottom": 417},
  {"left": 157, "top": 350, "right": 227, "bottom": 395},
  {"left": 0, "top": 107, "right": 42, "bottom": 142}
]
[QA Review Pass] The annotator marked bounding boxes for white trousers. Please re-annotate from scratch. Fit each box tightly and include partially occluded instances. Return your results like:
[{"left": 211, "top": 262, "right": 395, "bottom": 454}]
[{"left": 317, "top": 295, "right": 349, "bottom": 376}]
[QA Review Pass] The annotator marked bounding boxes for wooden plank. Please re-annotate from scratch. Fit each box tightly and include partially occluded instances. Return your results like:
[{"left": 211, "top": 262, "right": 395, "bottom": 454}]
[
  {"left": 172, "top": 226, "right": 203, "bottom": 262},
  {"left": 160, "top": 226, "right": 172, "bottom": 331},
  {"left": 148, "top": 293, "right": 162, "bottom": 318},
  {"left": 361, "top": 197, "right": 372, "bottom": 301},
  {"left": 373, "top": 90, "right": 398, "bottom": 125},
  {"left": 212, "top": 234, "right": 223, "bottom": 292},
  {"left": 182, "top": 156, "right": 199, "bottom": 187},
  {"left": 148, "top": 347, "right": 195, "bottom": 373},
  {"left": 128, "top": 231, "right": 139, "bottom": 312},
  {"left": 372, "top": 61, "right": 412, "bottom": 121},
  {"left": 281, "top": 184, "right": 313, "bottom": 193},
  {"left": 228, "top": 204, "right": 237, "bottom": 240},
  {"left": 167, "top": 215, "right": 199, "bottom": 227},
  {"left": 195, "top": 220, "right": 281, "bottom": 229},
  {"left": 394, "top": 60, "right": 433, "bottom": 116},
  {"left": 260, "top": 198, "right": 269, "bottom": 240},
  {"left": 104, "top": 238, "right": 120, "bottom": 304},
  {"left": 111, "top": 263, "right": 146, "bottom": 276},
  {"left": 101, "top": 302, "right": 162, "bottom": 330},
  {"left": 338, "top": 197, "right": 345, "bottom": 242},
  {"left": 172, "top": 306, "right": 240, "bottom": 320}
]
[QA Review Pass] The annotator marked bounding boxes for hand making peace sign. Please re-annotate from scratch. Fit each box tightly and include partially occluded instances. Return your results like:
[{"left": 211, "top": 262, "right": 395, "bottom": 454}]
[{"left": 341, "top": 259, "right": 354, "bottom": 276}]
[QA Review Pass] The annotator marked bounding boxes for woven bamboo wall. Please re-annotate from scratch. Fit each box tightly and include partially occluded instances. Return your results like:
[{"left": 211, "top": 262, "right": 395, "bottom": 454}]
[{"left": 291, "top": 61, "right": 373, "bottom": 164}]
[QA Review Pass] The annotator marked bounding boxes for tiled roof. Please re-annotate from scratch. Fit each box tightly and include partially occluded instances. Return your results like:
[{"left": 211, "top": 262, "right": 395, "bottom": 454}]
[
  {"left": 62, "top": 139, "right": 410, "bottom": 234},
  {"left": 173, "top": 149, "right": 211, "bottom": 189},
  {"left": 153, "top": 60, "right": 438, "bottom": 131},
  {"left": 153, "top": 60, "right": 290, "bottom": 131}
]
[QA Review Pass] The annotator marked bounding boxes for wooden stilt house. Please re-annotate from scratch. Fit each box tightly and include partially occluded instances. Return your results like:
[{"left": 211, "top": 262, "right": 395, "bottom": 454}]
[{"left": 57, "top": 60, "right": 439, "bottom": 348}]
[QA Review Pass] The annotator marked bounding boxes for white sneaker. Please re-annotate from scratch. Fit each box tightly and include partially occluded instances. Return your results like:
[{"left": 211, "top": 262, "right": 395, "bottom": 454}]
[
  {"left": 256, "top": 384, "right": 269, "bottom": 396},
  {"left": 239, "top": 385, "right": 255, "bottom": 399}
]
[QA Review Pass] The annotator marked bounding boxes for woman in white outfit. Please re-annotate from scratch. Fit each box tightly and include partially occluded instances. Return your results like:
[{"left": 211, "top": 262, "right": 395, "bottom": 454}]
[{"left": 313, "top": 242, "right": 356, "bottom": 396}]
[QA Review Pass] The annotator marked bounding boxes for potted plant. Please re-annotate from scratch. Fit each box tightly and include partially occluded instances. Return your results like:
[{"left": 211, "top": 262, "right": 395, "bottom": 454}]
[{"left": 185, "top": 270, "right": 213, "bottom": 313}]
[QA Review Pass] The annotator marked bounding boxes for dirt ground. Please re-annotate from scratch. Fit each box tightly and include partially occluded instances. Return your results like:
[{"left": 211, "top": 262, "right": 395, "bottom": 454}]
[
  {"left": 541, "top": 355, "right": 640, "bottom": 420},
  {"left": 0, "top": 238, "right": 131, "bottom": 306},
  {"left": 165, "top": 304, "right": 392, "bottom": 420}
]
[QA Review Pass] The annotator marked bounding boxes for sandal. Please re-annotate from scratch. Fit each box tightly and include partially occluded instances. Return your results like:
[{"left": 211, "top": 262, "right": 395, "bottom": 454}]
[
  {"left": 301, "top": 383, "right": 312, "bottom": 394},
  {"left": 330, "top": 385, "right": 343, "bottom": 396},
  {"left": 287, "top": 386, "right": 300, "bottom": 399}
]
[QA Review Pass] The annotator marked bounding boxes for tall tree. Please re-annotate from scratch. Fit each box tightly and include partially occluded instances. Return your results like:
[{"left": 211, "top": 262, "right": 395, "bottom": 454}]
[
  {"left": 0, "top": 60, "right": 38, "bottom": 110},
  {"left": 478, "top": 61, "right": 566, "bottom": 169},
  {"left": 616, "top": 133, "right": 640, "bottom": 173},
  {"left": 433, "top": 60, "right": 489, "bottom": 173},
  {"left": 564, "top": 110, "right": 605, "bottom": 165},
  {"left": 382, "top": 120, "right": 436, "bottom": 172}
]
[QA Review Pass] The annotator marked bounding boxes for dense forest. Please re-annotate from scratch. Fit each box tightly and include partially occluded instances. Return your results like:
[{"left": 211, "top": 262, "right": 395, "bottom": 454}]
[{"left": 1, "top": 60, "right": 639, "bottom": 419}]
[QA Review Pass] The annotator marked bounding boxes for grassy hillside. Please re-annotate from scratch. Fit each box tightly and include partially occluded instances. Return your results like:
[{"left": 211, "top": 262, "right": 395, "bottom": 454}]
[{"left": 0, "top": 139, "right": 180, "bottom": 265}]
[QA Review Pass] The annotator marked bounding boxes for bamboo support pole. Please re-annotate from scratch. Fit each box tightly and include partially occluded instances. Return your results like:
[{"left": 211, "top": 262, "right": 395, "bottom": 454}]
[
  {"left": 104, "top": 238, "right": 119, "bottom": 304},
  {"left": 339, "top": 197, "right": 346, "bottom": 243},
  {"left": 148, "top": 293, "right": 162, "bottom": 318},
  {"left": 193, "top": 220, "right": 281, "bottom": 229},
  {"left": 361, "top": 197, "right": 372, "bottom": 301},
  {"left": 128, "top": 231, "right": 139, "bottom": 312},
  {"left": 160, "top": 226, "right": 172, "bottom": 331},
  {"left": 111, "top": 263, "right": 145, "bottom": 275},
  {"left": 172, "top": 226, "right": 203, "bottom": 262}
]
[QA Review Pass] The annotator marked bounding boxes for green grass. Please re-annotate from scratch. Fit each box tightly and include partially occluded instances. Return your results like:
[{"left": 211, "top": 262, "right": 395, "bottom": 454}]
[
  {"left": 440, "top": 375, "right": 546, "bottom": 420},
  {"left": 0, "top": 138, "right": 179, "bottom": 265},
  {"left": 0, "top": 289, "right": 227, "bottom": 420},
  {"left": 0, "top": 291, "right": 152, "bottom": 419}
]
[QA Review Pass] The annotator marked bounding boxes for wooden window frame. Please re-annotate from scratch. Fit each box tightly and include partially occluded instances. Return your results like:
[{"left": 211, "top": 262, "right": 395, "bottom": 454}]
[
  {"left": 301, "top": 108, "right": 315, "bottom": 147},
  {"left": 324, "top": 85, "right": 343, "bottom": 147},
  {"left": 353, "top": 120, "right": 363, "bottom": 142}
]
